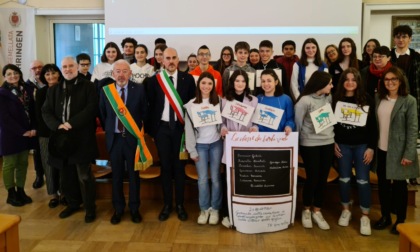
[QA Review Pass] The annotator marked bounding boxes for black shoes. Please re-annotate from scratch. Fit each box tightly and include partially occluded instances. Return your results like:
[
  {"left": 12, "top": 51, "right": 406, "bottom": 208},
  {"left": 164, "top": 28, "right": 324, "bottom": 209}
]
[
  {"left": 16, "top": 187, "right": 32, "bottom": 204},
  {"left": 85, "top": 212, "right": 96, "bottom": 223},
  {"left": 32, "top": 176, "right": 44, "bottom": 189},
  {"left": 48, "top": 198, "right": 60, "bottom": 208},
  {"left": 111, "top": 211, "right": 123, "bottom": 225},
  {"left": 391, "top": 220, "right": 404, "bottom": 235},
  {"left": 158, "top": 205, "right": 172, "bottom": 221},
  {"left": 131, "top": 210, "right": 142, "bottom": 223},
  {"left": 59, "top": 207, "right": 80, "bottom": 219},
  {"left": 176, "top": 204, "right": 188, "bottom": 221},
  {"left": 6, "top": 188, "right": 24, "bottom": 207},
  {"left": 373, "top": 216, "right": 392, "bottom": 230}
]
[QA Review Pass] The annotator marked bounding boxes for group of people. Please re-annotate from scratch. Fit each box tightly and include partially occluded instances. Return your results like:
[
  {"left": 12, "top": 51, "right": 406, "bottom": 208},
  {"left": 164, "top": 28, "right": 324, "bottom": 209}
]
[{"left": 0, "top": 25, "right": 419, "bottom": 237}]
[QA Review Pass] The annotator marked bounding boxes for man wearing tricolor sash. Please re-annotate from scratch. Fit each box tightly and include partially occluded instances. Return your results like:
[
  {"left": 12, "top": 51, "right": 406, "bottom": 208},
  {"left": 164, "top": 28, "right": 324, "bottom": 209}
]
[
  {"left": 144, "top": 48, "right": 196, "bottom": 221},
  {"left": 99, "top": 60, "right": 149, "bottom": 224}
]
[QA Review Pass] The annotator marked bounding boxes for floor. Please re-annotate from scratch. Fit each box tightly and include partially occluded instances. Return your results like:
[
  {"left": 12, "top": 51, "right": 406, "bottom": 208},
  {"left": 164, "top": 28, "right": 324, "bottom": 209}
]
[{"left": 0, "top": 155, "right": 419, "bottom": 252}]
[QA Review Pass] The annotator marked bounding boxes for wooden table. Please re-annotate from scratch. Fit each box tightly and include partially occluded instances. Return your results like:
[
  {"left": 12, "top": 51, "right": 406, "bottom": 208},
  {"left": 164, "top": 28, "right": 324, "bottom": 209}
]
[
  {"left": 0, "top": 214, "right": 21, "bottom": 252},
  {"left": 398, "top": 223, "right": 420, "bottom": 252}
]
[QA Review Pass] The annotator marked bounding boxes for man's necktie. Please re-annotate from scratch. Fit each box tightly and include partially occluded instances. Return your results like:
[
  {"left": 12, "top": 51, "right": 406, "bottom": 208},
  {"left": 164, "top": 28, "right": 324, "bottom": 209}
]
[
  {"left": 118, "top": 87, "right": 125, "bottom": 132},
  {"left": 169, "top": 76, "right": 175, "bottom": 129}
]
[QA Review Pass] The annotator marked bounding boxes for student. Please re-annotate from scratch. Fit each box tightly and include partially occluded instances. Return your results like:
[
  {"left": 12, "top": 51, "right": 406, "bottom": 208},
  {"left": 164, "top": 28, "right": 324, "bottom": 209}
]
[
  {"left": 333, "top": 68, "right": 377, "bottom": 236},
  {"left": 362, "top": 39, "right": 380, "bottom": 68},
  {"left": 76, "top": 53, "right": 92, "bottom": 81},
  {"left": 248, "top": 48, "right": 260, "bottom": 68},
  {"left": 185, "top": 54, "right": 198, "bottom": 73},
  {"left": 130, "top": 44, "right": 154, "bottom": 84},
  {"left": 213, "top": 46, "right": 234, "bottom": 79},
  {"left": 275, "top": 40, "right": 300, "bottom": 97},
  {"left": 291, "top": 38, "right": 328, "bottom": 101},
  {"left": 220, "top": 70, "right": 259, "bottom": 228},
  {"left": 373, "top": 66, "right": 419, "bottom": 234},
  {"left": 91, "top": 42, "right": 123, "bottom": 83},
  {"left": 189, "top": 45, "right": 223, "bottom": 97},
  {"left": 295, "top": 71, "right": 334, "bottom": 230},
  {"left": 324, "top": 44, "right": 339, "bottom": 67},
  {"left": 152, "top": 44, "right": 168, "bottom": 73},
  {"left": 222, "top": 42, "right": 256, "bottom": 96},
  {"left": 121, "top": 37, "right": 138, "bottom": 64},
  {"left": 257, "top": 69, "right": 295, "bottom": 133},
  {"left": 148, "top": 37, "right": 166, "bottom": 66},
  {"left": 329, "top": 38, "right": 362, "bottom": 89},
  {"left": 184, "top": 72, "right": 223, "bottom": 225},
  {"left": 254, "top": 40, "right": 287, "bottom": 96}
]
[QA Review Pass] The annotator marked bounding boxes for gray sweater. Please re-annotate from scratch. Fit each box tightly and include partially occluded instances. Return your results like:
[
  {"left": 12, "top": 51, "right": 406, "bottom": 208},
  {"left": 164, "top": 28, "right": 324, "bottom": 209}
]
[{"left": 294, "top": 94, "right": 335, "bottom": 146}]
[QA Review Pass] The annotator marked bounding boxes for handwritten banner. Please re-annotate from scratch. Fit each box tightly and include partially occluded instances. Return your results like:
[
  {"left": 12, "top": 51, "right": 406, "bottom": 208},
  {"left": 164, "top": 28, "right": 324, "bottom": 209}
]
[
  {"left": 190, "top": 103, "right": 222, "bottom": 127},
  {"left": 309, "top": 103, "right": 337, "bottom": 134},
  {"left": 251, "top": 103, "right": 284, "bottom": 130},
  {"left": 334, "top": 101, "right": 369, "bottom": 127},
  {"left": 225, "top": 132, "right": 299, "bottom": 234},
  {"left": 221, "top": 100, "right": 255, "bottom": 126}
]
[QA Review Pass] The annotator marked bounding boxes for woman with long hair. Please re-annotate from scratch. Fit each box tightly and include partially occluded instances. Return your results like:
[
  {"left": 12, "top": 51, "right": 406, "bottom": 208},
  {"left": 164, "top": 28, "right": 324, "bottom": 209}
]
[
  {"left": 373, "top": 66, "right": 419, "bottom": 235},
  {"left": 362, "top": 39, "right": 380, "bottom": 68},
  {"left": 153, "top": 44, "right": 168, "bottom": 72},
  {"left": 130, "top": 44, "right": 154, "bottom": 84},
  {"left": 91, "top": 41, "right": 123, "bottom": 83},
  {"left": 295, "top": 71, "right": 334, "bottom": 230},
  {"left": 213, "top": 46, "right": 234, "bottom": 76},
  {"left": 333, "top": 68, "right": 377, "bottom": 236},
  {"left": 291, "top": 38, "right": 328, "bottom": 101},
  {"left": 184, "top": 72, "right": 223, "bottom": 225}
]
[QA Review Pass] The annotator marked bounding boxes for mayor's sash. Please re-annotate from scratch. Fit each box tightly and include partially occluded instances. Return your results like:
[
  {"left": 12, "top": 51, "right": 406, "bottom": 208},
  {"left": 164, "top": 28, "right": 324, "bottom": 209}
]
[
  {"left": 156, "top": 70, "right": 188, "bottom": 159},
  {"left": 103, "top": 84, "right": 153, "bottom": 171}
]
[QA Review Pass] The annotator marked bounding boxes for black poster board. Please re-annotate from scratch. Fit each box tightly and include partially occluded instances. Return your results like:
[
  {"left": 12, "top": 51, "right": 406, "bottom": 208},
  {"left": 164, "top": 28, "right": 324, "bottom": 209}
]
[{"left": 233, "top": 148, "right": 291, "bottom": 196}]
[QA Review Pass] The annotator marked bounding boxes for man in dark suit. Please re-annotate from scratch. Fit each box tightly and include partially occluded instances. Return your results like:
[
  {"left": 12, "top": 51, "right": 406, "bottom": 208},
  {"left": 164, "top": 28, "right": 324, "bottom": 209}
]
[
  {"left": 42, "top": 56, "right": 98, "bottom": 223},
  {"left": 99, "top": 59, "right": 148, "bottom": 224},
  {"left": 145, "top": 47, "right": 196, "bottom": 221}
]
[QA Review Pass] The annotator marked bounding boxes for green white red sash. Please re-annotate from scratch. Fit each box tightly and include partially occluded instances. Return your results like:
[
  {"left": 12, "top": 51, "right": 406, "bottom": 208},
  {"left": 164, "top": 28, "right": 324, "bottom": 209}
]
[
  {"left": 156, "top": 70, "right": 188, "bottom": 159},
  {"left": 103, "top": 84, "right": 153, "bottom": 171}
]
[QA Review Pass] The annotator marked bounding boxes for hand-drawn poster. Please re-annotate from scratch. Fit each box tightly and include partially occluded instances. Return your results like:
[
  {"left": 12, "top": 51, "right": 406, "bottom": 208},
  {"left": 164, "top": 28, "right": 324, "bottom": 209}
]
[
  {"left": 309, "top": 103, "right": 337, "bottom": 134},
  {"left": 251, "top": 103, "right": 284, "bottom": 130},
  {"left": 334, "top": 101, "right": 369, "bottom": 127},
  {"left": 221, "top": 100, "right": 255, "bottom": 126},
  {"left": 256, "top": 69, "right": 283, "bottom": 88},
  {"left": 225, "top": 132, "right": 299, "bottom": 234},
  {"left": 229, "top": 71, "right": 256, "bottom": 91},
  {"left": 190, "top": 103, "right": 222, "bottom": 127}
]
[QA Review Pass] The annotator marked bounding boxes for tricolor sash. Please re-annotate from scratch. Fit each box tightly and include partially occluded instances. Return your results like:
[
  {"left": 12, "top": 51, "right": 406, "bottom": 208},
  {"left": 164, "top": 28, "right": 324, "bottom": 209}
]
[
  {"left": 156, "top": 70, "right": 189, "bottom": 159},
  {"left": 103, "top": 84, "right": 153, "bottom": 171}
]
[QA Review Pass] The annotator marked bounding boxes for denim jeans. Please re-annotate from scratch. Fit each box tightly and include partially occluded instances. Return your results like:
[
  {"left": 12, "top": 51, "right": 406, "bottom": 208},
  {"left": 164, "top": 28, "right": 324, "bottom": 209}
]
[
  {"left": 337, "top": 143, "right": 371, "bottom": 212},
  {"left": 195, "top": 138, "right": 223, "bottom": 210}
]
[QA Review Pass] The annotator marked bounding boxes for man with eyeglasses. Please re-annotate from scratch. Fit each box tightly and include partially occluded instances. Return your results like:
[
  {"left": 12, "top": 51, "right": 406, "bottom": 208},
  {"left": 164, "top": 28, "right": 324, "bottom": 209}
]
[
  {"left": 99, "top": 59, "right": 148, "bottom": 224},
  {"left": 189, "top": 45, "right": 223, "bottom": 97},
  {"left": 26, "top": 60, "right": 45, "bottom": 189},
  {"left": 76, "top": 53, "right": 92, "bottom": 81},
  {"left": 390, "top": 25, "right": 420, "bottom": 184}
]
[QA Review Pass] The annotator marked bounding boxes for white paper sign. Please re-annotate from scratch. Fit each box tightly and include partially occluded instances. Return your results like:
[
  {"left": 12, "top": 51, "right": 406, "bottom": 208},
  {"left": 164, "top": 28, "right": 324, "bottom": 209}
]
[
  {"left": 256, "top": 69, "right": 283, "bottom": 88},
  {"left": 310, "top": 103, "right": 337, "bottom": 134},
  {"left": 229, "top": 71, "right": 256, "bottom": 91},
  {"left": 221, "top": 100, "right": 255, "bottom": 126},
  {"left": 251, "top": 103, "right": 284, "bottom": 130},
  {"left": 190, "top": 103, "right": 222, "bottom": 127},
  {"left": 334, "top": 101, "right": 369, "bottom": 127},
  {"left": 225, "top": 132, "right": 299, "bottom": 234}
]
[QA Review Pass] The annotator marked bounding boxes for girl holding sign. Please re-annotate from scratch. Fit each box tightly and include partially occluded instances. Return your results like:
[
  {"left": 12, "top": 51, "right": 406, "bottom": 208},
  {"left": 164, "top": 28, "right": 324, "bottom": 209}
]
[
  {"left": 374, "top": 67, "right": 419, "bottom": 235},
  {"left": 257, "top": 69, "right": 295, "bottom": 133},
  {"left": 295, "top": 71, "right": 334, "bottom": 230},
  {"left": 184, "top": 72, "right": 223, "bottom": 225},
  {"left": 333, "top": 68, "right": 377, "bottom": 236}
]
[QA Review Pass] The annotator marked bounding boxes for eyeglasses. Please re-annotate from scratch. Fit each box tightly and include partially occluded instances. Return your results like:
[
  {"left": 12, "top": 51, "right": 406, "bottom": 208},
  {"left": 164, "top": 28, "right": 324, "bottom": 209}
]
[
  {"left": 80, "top": 63, "right": 91, "bottom": 67},
  {"left": 222, "top": 53, "right": 231, "bottom": 56},
  {"left": 384, "top": 77, "right": 399, "bottom": 83},
  {"left": 326, "top": 50, "right": 336, "bottom": 55},
  {"left": 198, "top": 53, "right": 210, "bottom": 57}
]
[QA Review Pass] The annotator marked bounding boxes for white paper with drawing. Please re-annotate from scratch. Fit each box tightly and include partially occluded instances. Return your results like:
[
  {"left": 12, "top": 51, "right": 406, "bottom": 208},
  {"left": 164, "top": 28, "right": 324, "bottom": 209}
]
[
  {"left": 225, "top": 132, "right": 299, "bottom": 234},
  {"left": 256, "top": 69, "right": 282, "bottom": 88},
  {"left": 310, "top": 103, "right": 337, "bottom": 134},
  {"left": 190, "top": 103, "right": 222, "bottom": 127},
  {"left": 221, "top": 100, "right": 255, "bottom": 126},
  {"left": 251, "top": 103, "right": 283, "bottom": 130},
  {"left": 229, "top": 71, "right": 256, "bottom": 91},
  {"left": 334, "top": 101, "right": 369, "bottom": 127}
]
